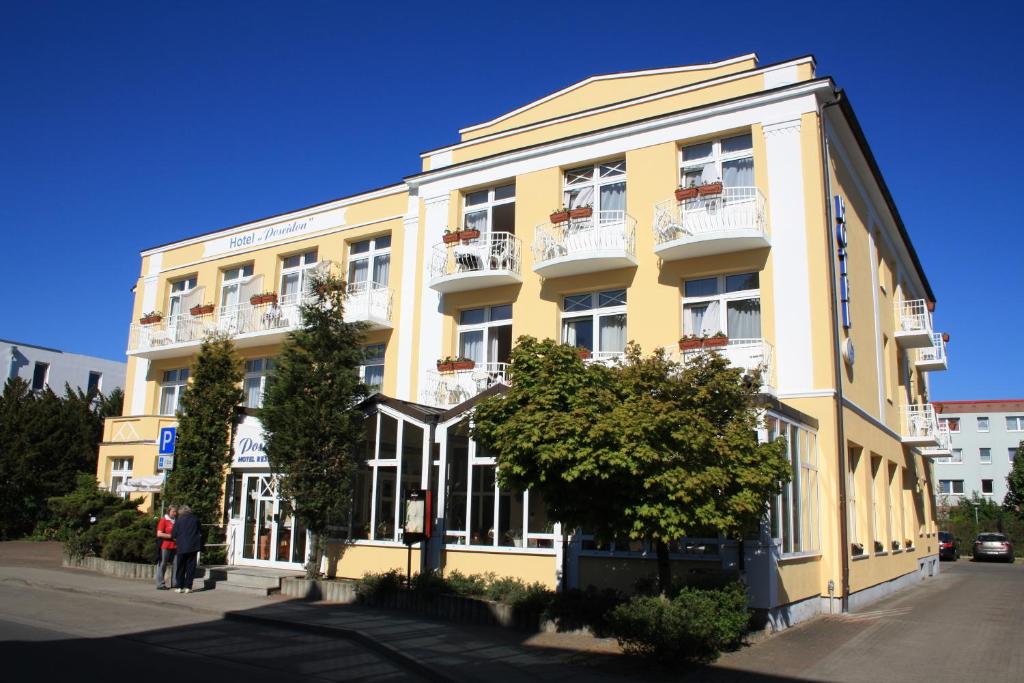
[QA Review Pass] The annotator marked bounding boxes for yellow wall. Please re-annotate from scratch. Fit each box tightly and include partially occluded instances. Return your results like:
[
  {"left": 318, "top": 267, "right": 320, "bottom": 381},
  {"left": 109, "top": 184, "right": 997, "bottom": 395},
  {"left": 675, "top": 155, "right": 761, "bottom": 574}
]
[
  {"left": 326, "top": 543, "right": 419, "bottom": 580},
  {"left": 442, "top": 550, "right": 558, "bottom": 589}
]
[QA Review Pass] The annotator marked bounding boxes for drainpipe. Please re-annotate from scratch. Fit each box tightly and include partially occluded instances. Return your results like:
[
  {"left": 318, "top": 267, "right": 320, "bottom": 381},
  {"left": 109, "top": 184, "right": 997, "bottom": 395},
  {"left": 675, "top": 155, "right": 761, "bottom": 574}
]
[{"left": 820, "top": 93, "right": 850, "bottom": 613}]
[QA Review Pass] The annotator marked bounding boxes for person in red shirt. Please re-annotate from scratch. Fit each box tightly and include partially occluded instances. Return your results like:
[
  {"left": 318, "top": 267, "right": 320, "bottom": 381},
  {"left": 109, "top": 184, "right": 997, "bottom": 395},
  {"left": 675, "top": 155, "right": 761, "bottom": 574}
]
[{"left": 155, "top": 505, "right": 178, "bottom": 590}]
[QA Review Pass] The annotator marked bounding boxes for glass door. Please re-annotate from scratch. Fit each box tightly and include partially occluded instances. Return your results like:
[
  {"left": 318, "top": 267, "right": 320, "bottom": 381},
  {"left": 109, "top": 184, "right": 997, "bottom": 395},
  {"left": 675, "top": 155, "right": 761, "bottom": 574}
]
[{"left": 238, "top": 473, "right": 307, "bottom": 566}]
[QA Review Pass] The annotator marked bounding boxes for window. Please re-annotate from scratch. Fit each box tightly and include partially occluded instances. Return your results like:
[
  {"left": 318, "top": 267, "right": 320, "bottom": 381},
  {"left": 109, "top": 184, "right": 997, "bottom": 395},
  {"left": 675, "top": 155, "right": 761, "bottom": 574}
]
[
  {"left": 768, "top": 416, "right": 819, "bottom": 555},
  {"left": 348, "top": 235, "right": 391, "bottom": 288},
  {"left": 87, "top": 371, "right": 102, "bottom": 394},
  {"left": 1006, "top": 416, "right": 1024, "bottom": 432},
  {"left": 561, "top": 289, "right": 627, "bottom": 357},
  {"left": 458, "top": 305, "right": 512, "bottom": 367},
  {"left": 1010, "top": 448, "right": 1018, "bottom": 463},
  {"left": 220, "top": 264, "right": 254, "bottom": 311},
  {"left": 680, "top": 133, "right": 754, "bottom": 189},
  {"left": 110, "top": 457, "right": 133, "bottom": 497},
  {"left": 977, "top": 416, "right": 989, "bottom": 432},
  {"left": 982, "top": 479, "right": 994, "bottom": 495},
  {"left": 280, "top": 250, "right": 318, "bottom": 305},
  {"left": 464, "top": 184, "right": 515, "bottom": 235},
  {"left": 31, "top": 362, "right": 49, "bottom": 391},
  {"left": 682, "top": 272, "right": 761, "bottom": 340},
  {"left": 939, "top": 480, "right": 964, "bottom": 495},
  {"left": 361, "top": 344, "right": 386, "bottom": 392},
  {"left": 167, "top": 276, "right": 198, "bottom": 319},
  {"left": 242, "top": 358, "right": 275, "bottom": 408},
  {"left": 563, "top": 159, "right": 626, "bottom": 216},
  {"left": 980, "top": 448, "right": 991, "bottom": 464},
  {"left": 950, "top": 448, "right": 963, "bottom": 464},
  {"left": 870, "top": 455, "right": 885, "bottom": 549},
  {"left": 886, "top": 464, "right": 899, "bottom": 549},
  {"left": 940, "top": 417, "right": 960, "bottom": 433},
  {"left": 159, "top": 368, "right": 189, "bottom": 415},
  {"left": 847, "top": 446, "right": 861, "bottom": 550}
]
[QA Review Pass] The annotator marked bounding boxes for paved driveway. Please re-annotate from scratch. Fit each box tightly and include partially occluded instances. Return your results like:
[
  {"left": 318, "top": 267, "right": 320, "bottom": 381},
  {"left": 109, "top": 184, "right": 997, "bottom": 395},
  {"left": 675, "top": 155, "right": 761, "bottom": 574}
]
[{"left": 687, "top": 558, "right": 1024, "bottom": 683}]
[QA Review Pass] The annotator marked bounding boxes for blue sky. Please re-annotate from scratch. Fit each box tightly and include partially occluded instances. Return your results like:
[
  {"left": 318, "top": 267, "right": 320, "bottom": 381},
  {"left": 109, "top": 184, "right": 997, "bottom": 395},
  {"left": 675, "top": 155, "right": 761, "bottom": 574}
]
[{"left": 1, "top": 1, "right": 1020, "bottom": 399}]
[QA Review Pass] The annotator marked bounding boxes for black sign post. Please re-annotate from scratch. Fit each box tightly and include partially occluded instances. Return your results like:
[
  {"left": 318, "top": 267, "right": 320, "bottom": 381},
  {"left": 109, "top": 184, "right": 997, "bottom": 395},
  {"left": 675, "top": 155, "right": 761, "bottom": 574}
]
[{"left": 402, "top": 489, "right": 431, "bottom": 587}]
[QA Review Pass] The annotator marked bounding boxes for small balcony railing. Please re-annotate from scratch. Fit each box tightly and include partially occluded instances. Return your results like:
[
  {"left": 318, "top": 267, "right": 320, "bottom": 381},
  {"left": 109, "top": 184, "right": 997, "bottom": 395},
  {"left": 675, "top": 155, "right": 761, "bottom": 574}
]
[
  {"left": 677, "top": 338, "right": 775, "bottom": 392},
  {"left": 652, "top": 187, "right": 769, "bottom": 260},
  {"left": 894, "top": 298, "right": 933, "bottom": 348},
  {"left": 921, "top": 420, "right": 952, "bottom": 458},
  {"left": 532, "top": 210, "right": 637, "bottom": 278},
  {"left": 343, "top": 281, "right": 394, "bottom": 329},
  {"left": 420, "top": 362, "right": 510, "bottom": 409},
  {"left": 916, "top": 332, "right": 947, "bottom": 372},
  {"left": 901, "top": 404, "right": 939, "bottom": 446},
  {"left": 428, "top": 231, "right": 522, "bottom": 294}
]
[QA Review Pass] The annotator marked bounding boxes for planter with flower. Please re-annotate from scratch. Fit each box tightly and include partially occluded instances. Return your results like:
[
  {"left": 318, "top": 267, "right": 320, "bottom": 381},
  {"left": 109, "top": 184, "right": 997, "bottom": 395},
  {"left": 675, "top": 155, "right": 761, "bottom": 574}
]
[
  {"left": 675, "top": 183, "right": 700, "bottom": 201},
  {"left": 459, "top": 228, "right": 481, "bottom": 241},
  {"left": 892, "top": 540, "right": 901, "bottom": 551},
  {"left": 905, "top": 539, "right": 914, "bottom": 550},
  {"left": 851, "top": 542, "right": 865, "bottom": 557},
  {"left": 569, "top": 205, "right": 593, "bottom": 219},
  {"left": 189, "top": 303, "right": 215, "bottom": 316},
  {"left": 139, "top": 311, "right": 163, "bottom": 325},
  {"left": 576, "top": 348, "right": 592, "bottom": 360},
  {"left": 442, "top": 228, "right": 461, "bottom": 245},
  {"left": 436, "top": 356, "right": 475, "bottom": 373},
  {"left": 874, "top": 541, "right": 885, "bottom": 553},
  {"left": 697, "top": 181, "right": 723, "bottom": 196},
  {"left": 549, "top": 207, "right": 570, "bottom": 224},
  {"left": 249, "top": 292, "right": 278, "bottom": 306},
  {"left": 678, "top": 332, "right": 728, "bottom": 351}
]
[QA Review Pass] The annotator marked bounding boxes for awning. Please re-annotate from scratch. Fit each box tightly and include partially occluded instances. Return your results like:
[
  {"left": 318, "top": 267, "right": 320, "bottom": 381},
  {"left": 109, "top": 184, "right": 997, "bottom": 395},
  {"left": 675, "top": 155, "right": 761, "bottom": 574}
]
[{"left": 118, "top": 475, "right": 165, "bottom": 494}]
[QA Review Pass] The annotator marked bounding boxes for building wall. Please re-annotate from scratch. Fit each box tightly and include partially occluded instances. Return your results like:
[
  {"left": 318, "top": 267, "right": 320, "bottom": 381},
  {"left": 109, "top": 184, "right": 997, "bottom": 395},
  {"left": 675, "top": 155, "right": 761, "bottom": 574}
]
[
  {"left": 3, "top": 339, "right": 126, "bottom": 396},
  {"left": 934, "top": 403, "right": 1024, "bottom": 504}
]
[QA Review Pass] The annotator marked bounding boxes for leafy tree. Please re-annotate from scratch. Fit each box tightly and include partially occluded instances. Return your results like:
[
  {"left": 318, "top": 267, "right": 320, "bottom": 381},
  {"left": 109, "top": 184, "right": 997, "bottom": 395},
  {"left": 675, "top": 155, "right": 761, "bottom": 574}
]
[
  {"left": 1004, "top": 439, "right": 1024, "bottom": 514},
  {"left": 97, "top": 386, "right": 124, "bottom": 419},
  {"left": 472, "top": 338, "right": 790, "bottom": 593},
  {"left": 47, "top": 473, "right": 147, "bottom": 560},
  {"left": 261, "top": 271, "right": 368, "bottom": 578},
  {"left": 164, "top": 333, "right": 242, "bottom": 525},
  {"left": 0, "top": 378, "right": 37, "bottom": 538}
]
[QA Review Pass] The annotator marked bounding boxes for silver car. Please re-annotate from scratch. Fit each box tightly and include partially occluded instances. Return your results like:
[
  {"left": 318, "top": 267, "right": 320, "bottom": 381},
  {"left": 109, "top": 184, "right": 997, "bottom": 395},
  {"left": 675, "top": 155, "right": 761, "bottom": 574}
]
[{"left": 972, "top": 533, "right": 1015, "bottom": 562}]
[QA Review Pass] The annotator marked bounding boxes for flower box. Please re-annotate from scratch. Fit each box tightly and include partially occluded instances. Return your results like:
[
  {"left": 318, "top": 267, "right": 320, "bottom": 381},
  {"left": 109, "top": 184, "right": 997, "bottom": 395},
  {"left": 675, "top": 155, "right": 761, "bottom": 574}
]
[
  {"left": 549, "top": 210, "right": 570, "bottom": 224},
  {"left": 678, "top": 336, "right": 728, "bottom": 351},
  {"left": 874, "top": 541, "right": 885, "bottom": 553},
  {"left": 892, "top": 540, "right": 901, "bottom": 551},
  {"left": 851, "top": 543, "right": 865, "bottom": 556},
  {"left": 569, "top": 206, "right": 593, "bottom": 219},
  {"left": 926, "top": 301, "right": 936, "bottom": 313},
  {"left": 576, "top": 349, "right": 592, "bottom": 360},
  {"left": 250, "top": 293, "right": 277, "bottom": 306},
  {"left": 139, "top": 314, "right": 162, "bottom": 325},
  {"left": 675, "top": 187, "right": 700, "bottom": 201},
  {"left": 460, "top": 229, "right": 481, "bottom": 241},
  {"left": 941, "top": 332, "right": 950, "bottom": 343},
  {"left": 697, "top": 181, "right": 723, "bottom": 196},
  {"left": 905, "top": 539, "right": 914, "bottom": 549},
  {"left": 437, "top": 359, "right": 475, "bottom": 373},
  {"left": 189, "top": 304, "right": 214, "bottom": 316},
  {"left": 442, "top": 232, "right": 461, "bottom": 244}
]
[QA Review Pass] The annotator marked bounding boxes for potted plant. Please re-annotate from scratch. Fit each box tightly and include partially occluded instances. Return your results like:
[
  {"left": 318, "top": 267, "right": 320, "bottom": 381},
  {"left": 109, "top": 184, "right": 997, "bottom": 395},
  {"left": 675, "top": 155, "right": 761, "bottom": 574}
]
[
  {"left": 460, "top": 228, "right": 481, "bottom": 241},
  {"left": 892, "top": 540, "right": 901, "bottom": 551},
  {"left": 926, "top": 301, "right": 936, "bottom": 312},
  {"left": 678, "top": 334, "right": 704, "bottom": 351},
  {"left": 703, "top": 331, "right": 728, "bottom": 348},
  {"left": 905, "top": 538, "right": 914, "bottom": 549},
  {"left": 139, "top": 311, "right": 162, "bottom": 325},
  {"left": 576, "top": 348, "right": 592, "bottom": 360},
  {"left": 851, "top": 542, "right": 865, "bottom": 557},
  {"left": 189, "top": 303, "right": 215, "bottom": 316},
  {"left": 569, "top": 204, "right": 593, "bottom": 219},
  {"left": 549, "top": 207, "right": 570, "bottom": 223},
  {"left": 941, "top": 332, "right": 950, "bottom": 343},
  {"left": 250, "top": 292, "right": 277, "bottom": 306},
  {"left": 442, "top": 228, "right": 461, "bottom": 244},
  {"left": 697, "top": 180, "right": 723, "bottom": 196},
  {"left": 675, "top": 183, "right": 699, "bottom": 201},
  {"left": 678, "top": 332, "right": 728, "bottom": 351},
  {"left": 436, "top": 356, "right": 475, "bottom": 372},
  {"left": 874, "top": 540, "right": 885, "bottom": 553}
]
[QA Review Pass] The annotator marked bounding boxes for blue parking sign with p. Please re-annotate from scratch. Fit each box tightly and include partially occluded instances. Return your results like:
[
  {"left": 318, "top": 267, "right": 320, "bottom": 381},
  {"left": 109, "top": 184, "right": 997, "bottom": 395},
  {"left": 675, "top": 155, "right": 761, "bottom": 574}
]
[{"left": 158, "top": 427, "right": 177, "bottom": 455}]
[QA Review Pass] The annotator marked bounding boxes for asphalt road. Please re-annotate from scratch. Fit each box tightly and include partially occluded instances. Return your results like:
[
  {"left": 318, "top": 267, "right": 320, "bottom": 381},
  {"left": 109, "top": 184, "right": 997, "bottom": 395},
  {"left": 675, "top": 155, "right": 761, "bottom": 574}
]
[{"left": 0, "top": 582, "right": 419, "bottom": 682}]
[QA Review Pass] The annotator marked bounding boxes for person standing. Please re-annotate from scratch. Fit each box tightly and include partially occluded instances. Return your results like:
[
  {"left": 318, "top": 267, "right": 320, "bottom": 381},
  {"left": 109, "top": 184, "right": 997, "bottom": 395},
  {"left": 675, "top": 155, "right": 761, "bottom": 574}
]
[
  {"left": 155, "top": 505, "right": 178, "bottom": 590},
  {"left": 171, "top": 504, "right": 202, "bottom": 594}
]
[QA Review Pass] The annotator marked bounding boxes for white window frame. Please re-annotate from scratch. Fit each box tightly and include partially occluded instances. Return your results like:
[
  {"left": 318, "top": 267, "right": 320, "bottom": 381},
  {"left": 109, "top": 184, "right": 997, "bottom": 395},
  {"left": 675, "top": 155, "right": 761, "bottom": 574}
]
[
  {"left": 31, "top": 361, "right": 49, "bottom": 391},
  {"left": 87, "top": 371, "right": 102, "bottom": 394},
  {"left": 458, "top": 305, "right": 512, "bottom": 366},
  {"left": 347, "top": 235, "right": 391, "bottom": 287},
  {"left": 681, "top": 272, "right": 761, "bottom": 339},
  {"left": 979, "top": 447, "right": 992, "bottom": 464},
  {"left": 463, "top": 183, "right": 515, "bottom": 235},
  {"left": 560, "top": 289, "right": 627, "bottom": 357},
  {"left": 768, "top": 414, "right": 820, "bottom": 557},
  {"left": 939, "top": 479, "right": 965, "bottom": 496},
  {"left": 1010, "top": 448, "right": 1018, "bottom": 464},
  {"left": 220, "top": 264, "right": 254, "bottom": 312},
  {"left": 976, "top": 416, "right": 989, "bottom": 432},
  {"left": 159, "top": 368, "right": 189, "bottom": 416},
  {"left": 1005, "top": 416, "right": 1024, "bottom": 432},
  {"left": 948, "top": 448, "right": 963, "bottom": 465},
  {"left": 981, "top": 479, "right": 994, "bottom": 496},
  {"left": 679, "top": 133, "right": 754, "bottom": 188},
  {"left": 110, "top": 457, "right": 133, "bottom": 498},
  {"left": 847, "top": 449, "right": 860, "bottom": 550},
  {"left": 562, "top": 159, "right": 626, "bottom": 213},
  {"left": 360, "top": 344, "right": 386, "bottom": 392},
  {"left": 242, "top": 358, "right": 275, "bottom": 409},
  {"left": 940, "top": 417, "right": 961, "bottom": 433},
  {"left": 279, "top": 250, "right": 318, "bottom": 306},
  {"left": 168, "top": 276, "right": 197, "bottom": 320}
]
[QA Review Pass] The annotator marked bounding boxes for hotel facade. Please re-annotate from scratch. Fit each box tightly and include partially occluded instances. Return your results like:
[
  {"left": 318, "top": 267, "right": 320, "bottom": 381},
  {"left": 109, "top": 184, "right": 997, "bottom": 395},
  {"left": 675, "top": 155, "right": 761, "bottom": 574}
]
[{"left": 97, "top": 53, "right": 950, "bottom": 626}]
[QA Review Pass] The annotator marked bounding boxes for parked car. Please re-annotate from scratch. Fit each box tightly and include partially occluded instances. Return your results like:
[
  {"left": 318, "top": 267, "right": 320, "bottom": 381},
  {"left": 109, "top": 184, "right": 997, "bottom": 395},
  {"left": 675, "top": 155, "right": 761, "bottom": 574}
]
[
  {"left": 938, "top": 531, "right": 958, "bottom": 561},
  {"left": 971, "top": 533, "right": 1015, "bottom": 562}
]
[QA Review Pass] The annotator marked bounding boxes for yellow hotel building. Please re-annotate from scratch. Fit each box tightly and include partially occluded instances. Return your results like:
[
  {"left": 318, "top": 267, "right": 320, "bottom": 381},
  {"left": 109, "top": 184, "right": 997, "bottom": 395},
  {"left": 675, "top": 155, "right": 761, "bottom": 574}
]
[{"left": 97, "top": 53, "right": 950, "bottom": 627}]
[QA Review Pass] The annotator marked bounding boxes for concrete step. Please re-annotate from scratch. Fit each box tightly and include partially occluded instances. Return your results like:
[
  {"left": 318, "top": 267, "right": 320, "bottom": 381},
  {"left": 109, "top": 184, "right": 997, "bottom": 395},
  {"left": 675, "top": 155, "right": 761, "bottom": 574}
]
[
  {"left": 202, "top": 579, "right": 278, "bottom": 596},
  {"left": 220, "top": 572, "right": 286, "bottom": 590}
]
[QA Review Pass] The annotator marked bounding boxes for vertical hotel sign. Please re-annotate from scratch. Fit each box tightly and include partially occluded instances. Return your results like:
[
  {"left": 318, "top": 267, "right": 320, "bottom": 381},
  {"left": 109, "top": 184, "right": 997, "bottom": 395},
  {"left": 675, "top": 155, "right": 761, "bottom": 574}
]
[{"left": 834, "top": 195, "right": 851, "bottom": 329}]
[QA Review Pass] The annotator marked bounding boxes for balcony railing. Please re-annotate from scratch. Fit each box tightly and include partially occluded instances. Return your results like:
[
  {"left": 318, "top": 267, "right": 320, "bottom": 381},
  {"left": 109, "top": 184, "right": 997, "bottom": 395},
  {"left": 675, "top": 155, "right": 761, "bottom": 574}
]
[
  {"left": 921, "top": 420, "right": 952, "bottom": 458},
  {"left": 916, "top": 332, "right": 947, "bottom": 372},
  {"left": 420, "top": 362, "right": 509, "bottom": 409},
  {"left": 894, "top": 298, "right": 933, "bottom": 348},
  {"left": 582, "top": 350, "right": 625, "bottom": 366},
  {"left": 652, "top": 187, "right": 769, "bottom": 260},
  {"left": 532, "top": 210, "right": 637, "bottom": 278},
  {"left": 428, "top": 231, "right": 522, "bottom": 293},
  {"left": 901, "top": 404, "right": 939, "bottom": 446},
  {"left": 677, "top": 338, "right": 776, "bottom": 392},
  {"left": 343, "top": 281, "right": 394, "bottom": 330}
]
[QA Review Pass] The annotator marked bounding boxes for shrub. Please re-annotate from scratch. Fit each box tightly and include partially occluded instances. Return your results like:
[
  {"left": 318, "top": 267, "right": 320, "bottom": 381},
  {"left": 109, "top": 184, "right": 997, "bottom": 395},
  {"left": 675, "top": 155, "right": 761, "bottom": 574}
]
[
  {"left": 410, "top": 569, "right": 447, "bottom": 595},
  {"left": 102, "top": 516, "right": 155, "bottom": 563},
  {"left": 443, "top": 570, "right": 490, "bottom": 598},
  {"left": 546, "top": 586, "right": 627, "bottom": 636},
  {"left": 607, "top": 582, "right": 749, "bottom": 661},
  {"left": 356, "top": 569, "right": 404, "bottom": 601}
]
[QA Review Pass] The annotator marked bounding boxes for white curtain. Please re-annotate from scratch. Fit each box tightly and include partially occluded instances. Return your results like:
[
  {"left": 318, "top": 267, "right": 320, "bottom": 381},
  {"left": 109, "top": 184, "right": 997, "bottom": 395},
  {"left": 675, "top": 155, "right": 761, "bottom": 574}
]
[
  {"left": 349, "top": 258, "right": 368, "bottom": 285},
  {"left": 465, "top": 209, "right": 488, "bottom": 233},
  {"left": 364, "top": 364, "right": 384, "bottom": 389},
  {"left": 600, "top": 182, "right": 626, "bottom": 215},
  {"left": 726, "top": 298, "right": 761, "bottom": 340},
  {"left": 566, "top": 186, "right": 594, "bottom": 210},
  {"left": 599, "top": 314, "right": 627, "bottom": 352},
  {"left": 685, "top": 301, "right": 720, "bottom": 336},
  {"left": 723, "top": 158, "right": 754, "bottom": 187},
  {"left": 373, "top": 254, "right": 390, "bottom": 286},
  {"left": 459, "top": 330, "right": 484, "bottom": 362},
  {"left": 244, "top": 377, "right": 262, "bottom": 408}
]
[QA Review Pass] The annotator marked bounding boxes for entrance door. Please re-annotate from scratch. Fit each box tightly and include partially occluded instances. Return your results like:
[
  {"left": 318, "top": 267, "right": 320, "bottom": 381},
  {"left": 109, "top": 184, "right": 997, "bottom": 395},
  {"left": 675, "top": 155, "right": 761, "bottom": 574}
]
[{"left": 238, "top": 474, "right": 308, "bottom": 567}]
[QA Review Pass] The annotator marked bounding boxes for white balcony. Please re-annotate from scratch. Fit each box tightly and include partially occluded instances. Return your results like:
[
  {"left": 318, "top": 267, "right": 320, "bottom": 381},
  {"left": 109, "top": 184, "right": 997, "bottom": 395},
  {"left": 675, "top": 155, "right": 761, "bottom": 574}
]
[
  {"left": 532, "top": 210, "right": 638, "bottom": 278},
  {"left": 652, "top": 187, "right": 769, "bottom": 261},
  {"left": 343, "top": 281, "right": 394, "bottom": 330},
  {"left": 894, "top": 298, "right": 933, "bottom": 348},
  {"left": 429, "top": 231, "right": 522, "bottom": 294},
  {"left": 921, "top": 421, "right": 952, "bottom": 458},
  {"left": 676, "top": 338, "right": 776, "bottom": 393},
  {"left": 419, "top": 362, "right": 509, "bottom": 409},
  {"left": 901, "top": 404, "right": 940, "bottom": 447},
  {"left": 915, "top": 332, "right": 947, "bottom": 372}
]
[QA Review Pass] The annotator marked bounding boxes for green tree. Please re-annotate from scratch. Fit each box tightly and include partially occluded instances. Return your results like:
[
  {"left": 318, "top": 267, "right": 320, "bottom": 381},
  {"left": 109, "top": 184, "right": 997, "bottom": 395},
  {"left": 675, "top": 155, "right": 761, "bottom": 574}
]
[
  {"left": 164, "top": 333, "right": 242, "bottom": 525},
  {"left": 472, "top": 338, "right": 790, "bottom": 593},
  {"left": 261, "top": 271, "right": 368, "bottom": 578},
  {"left": 1004, "top": 439, "right": 1024, "bottom": 514},
  {"left": 47, "top": 473, "right": 147, "bottom": 560},
  {"left": 0, "top": 378, "right": 37, "bottom": 538}
]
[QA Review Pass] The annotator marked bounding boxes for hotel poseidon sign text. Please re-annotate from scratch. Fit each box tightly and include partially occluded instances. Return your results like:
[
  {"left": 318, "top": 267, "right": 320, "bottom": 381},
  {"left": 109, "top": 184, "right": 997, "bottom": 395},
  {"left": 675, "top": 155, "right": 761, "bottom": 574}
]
[{"left": 203, "top": 206, "right": 346, "bottom": 257}]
